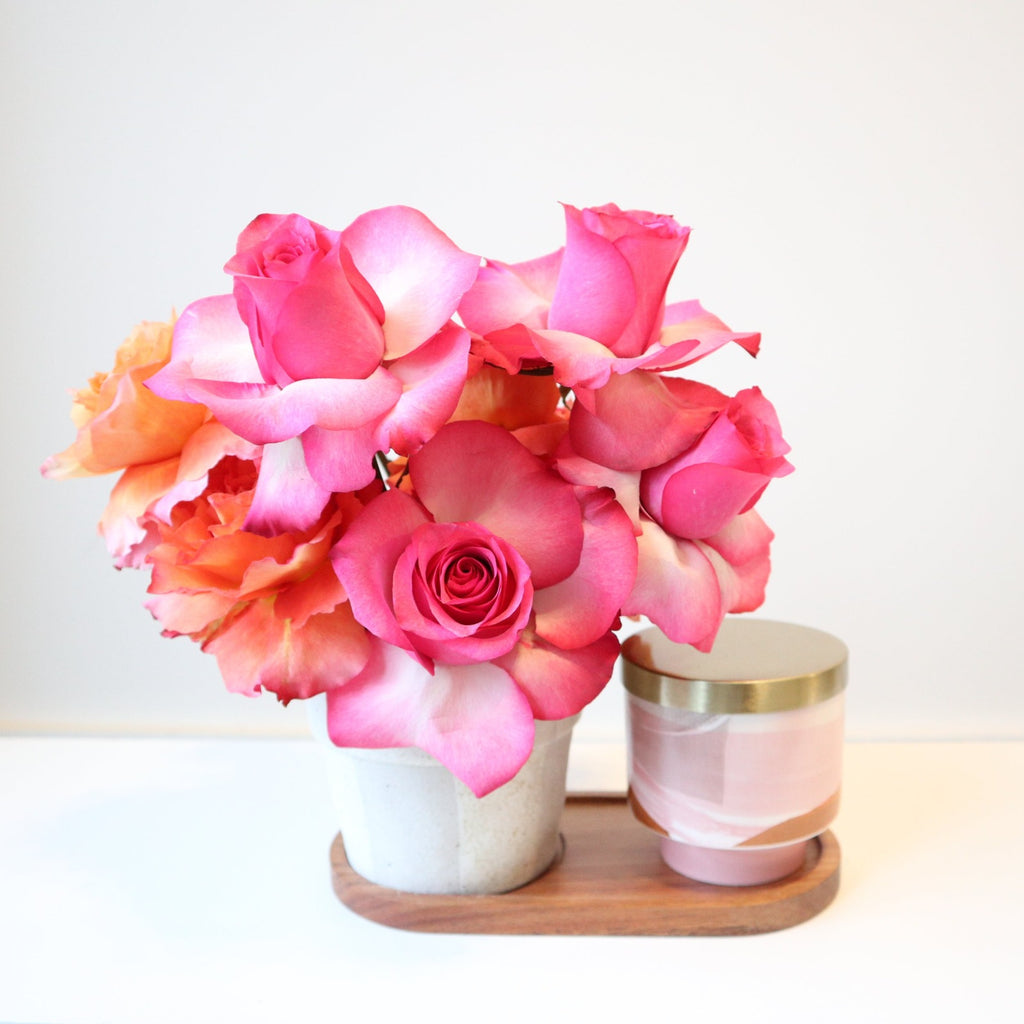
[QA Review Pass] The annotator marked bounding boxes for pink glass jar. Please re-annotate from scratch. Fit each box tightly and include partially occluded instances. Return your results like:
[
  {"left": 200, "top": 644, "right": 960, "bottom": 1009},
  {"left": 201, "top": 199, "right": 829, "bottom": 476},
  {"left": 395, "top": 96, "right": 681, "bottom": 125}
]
[{"left": 623, "top": 618, "right": 847, "bottom": 886}]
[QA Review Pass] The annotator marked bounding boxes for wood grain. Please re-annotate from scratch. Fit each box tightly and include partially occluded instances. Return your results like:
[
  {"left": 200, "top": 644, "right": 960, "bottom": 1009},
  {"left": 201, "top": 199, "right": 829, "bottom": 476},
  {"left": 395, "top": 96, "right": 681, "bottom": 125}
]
[{"left": 329, "top": 796, "right": 841, "bottom": 936}]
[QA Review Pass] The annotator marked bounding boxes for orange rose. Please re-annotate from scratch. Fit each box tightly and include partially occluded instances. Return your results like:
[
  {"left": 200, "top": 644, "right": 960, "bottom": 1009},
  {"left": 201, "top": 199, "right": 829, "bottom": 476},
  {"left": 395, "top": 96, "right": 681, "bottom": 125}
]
[
  {"left": 145, "top": 457, "right": 372, "bottom": 701},
  {"left": 42, "top": 318, "right": 207, "bottom": 479}
]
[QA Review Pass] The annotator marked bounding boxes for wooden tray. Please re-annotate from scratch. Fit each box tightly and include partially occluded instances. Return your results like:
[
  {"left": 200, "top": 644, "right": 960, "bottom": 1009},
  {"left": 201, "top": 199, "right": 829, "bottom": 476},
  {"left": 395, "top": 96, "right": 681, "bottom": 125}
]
[{"left": 330, "top": 795, "right": 840, "bottom": 936}]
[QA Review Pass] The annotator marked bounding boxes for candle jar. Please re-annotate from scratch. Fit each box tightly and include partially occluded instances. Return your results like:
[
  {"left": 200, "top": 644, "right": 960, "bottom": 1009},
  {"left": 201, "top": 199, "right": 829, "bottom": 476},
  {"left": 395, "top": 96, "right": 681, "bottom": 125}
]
[{"left": 622, "top": 618, "right": 848, "bottom": 886}]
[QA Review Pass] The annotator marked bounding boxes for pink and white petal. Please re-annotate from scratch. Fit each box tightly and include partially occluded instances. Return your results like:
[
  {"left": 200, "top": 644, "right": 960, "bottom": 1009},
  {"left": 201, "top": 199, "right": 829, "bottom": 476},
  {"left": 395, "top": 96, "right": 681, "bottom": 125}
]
[
  {"left": 146, "top": 295, "right": 263, "bottom": 402},
  {"left": 495, "top": 628, "right": 619, "bottom": 720},
  {"left": 658, "top": 300, "right": 761, "bottom": 366},
  {"left": 300, "top": 418, "right": 389, "bottom": 493},
  {"left": 410, "top": 421, "right": 583, "bottom": 588},
  {"left": 569, "top": 373, "right": 724, "bottom": 472},
  {"left": 622, "top": 518, "right": 724, "bottom": 651},
  {"left": 532, "top": 488, "right": 637, "bottom": 649},
  {"left": 176, "top": 372, "right": 403, "bottom": 446},
  {"left": 330, "top": 489, "right": 432, "bottom": 654},
  {"left": 244, "top": 438, "right": 333, "bottom": 535},
  {"left": 326, "top": 640, "right": 536, "bottom": 797},
  {"left": 458, "top": 250, "right": 562, "bottom": 334},
  {"left": 381, "top": 322, "right": 471, "bottom": 453},
  {"left": 528, "top": 329, "right": 618, "bottom": 389},
  {"left": 548, "top": 212, "right": 635, "bottom": 348},
  {"left": 341, "top": 206, "right": 480, "bottom": 360}
]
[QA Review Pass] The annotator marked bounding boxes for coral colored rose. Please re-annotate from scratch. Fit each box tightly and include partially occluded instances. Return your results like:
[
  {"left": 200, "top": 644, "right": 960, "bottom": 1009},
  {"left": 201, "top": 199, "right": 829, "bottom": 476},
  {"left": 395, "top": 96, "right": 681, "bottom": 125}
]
[
  {"left": 147, "top": 207, "right": 480, "bottom": 533},
  {"left": 146, "top": 455, "right": 371, "bottom": 701},
  {"left": 328, "top": 420, "right": 637, "bottom": 795},
  {"left": 42, "top": 318, "right": 207, "bottom": 479},
  {"left": 40, "top": 317, "right": 260, "bottom": 567},
  {"left": 459, "top": 204, "right": 759, "bottom": 387},
  {"left": 640, "top": 387, "right": 794, "bottom": 539}
]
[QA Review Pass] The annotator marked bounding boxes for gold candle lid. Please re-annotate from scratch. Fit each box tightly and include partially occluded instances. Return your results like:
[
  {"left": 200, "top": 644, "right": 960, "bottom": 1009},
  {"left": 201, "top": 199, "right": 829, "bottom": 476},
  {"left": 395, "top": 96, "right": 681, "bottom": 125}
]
[{"left": 621, "top": 618, "right": 848, "bottom": 714}]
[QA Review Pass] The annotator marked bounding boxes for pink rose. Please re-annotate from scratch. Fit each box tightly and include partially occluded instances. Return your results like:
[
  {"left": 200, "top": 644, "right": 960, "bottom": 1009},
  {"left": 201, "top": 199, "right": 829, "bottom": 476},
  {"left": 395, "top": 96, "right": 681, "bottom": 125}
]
[
  {"left": 640, "top": 387, "right": 793, "bottom": 539},
  {"left": 147, "top": 207, "right": 480, "bottom": 534},
  {"left": 458, "top": 203, "right": 759, "bottom": 387},
  {"left": 623, "top": 510, "right": 775, "bottom": 652},
  {"left": 327, "top": 419, "right": 637, "bottom": 795}
]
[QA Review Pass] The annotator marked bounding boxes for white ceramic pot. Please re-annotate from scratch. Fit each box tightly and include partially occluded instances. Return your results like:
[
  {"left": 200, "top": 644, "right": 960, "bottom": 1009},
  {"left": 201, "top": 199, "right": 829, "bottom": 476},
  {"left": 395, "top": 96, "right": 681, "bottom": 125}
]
[{"left": 308, "top": 698, "right": 578, "bottom": 895}]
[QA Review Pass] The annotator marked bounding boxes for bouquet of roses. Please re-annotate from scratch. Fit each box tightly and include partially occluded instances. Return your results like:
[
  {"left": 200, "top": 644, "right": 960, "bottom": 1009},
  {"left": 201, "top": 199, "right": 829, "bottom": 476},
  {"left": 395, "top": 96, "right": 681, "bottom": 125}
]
[{"left": 43, "top": 203, "right": 791, "bottom": 796}]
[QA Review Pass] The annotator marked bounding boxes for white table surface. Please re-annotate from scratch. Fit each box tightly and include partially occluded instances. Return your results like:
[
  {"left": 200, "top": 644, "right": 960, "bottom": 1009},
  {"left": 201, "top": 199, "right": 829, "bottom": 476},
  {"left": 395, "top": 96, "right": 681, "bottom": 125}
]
[{"left": 2, "top": 737, "right": 1021, "bottom": 1024}]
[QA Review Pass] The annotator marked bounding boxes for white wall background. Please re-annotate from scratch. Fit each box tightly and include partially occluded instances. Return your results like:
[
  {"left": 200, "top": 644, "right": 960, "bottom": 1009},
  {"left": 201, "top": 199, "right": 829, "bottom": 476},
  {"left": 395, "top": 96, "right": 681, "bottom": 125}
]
[{"left": 4, "top": 0, "right": 1022, "bottom": 744}]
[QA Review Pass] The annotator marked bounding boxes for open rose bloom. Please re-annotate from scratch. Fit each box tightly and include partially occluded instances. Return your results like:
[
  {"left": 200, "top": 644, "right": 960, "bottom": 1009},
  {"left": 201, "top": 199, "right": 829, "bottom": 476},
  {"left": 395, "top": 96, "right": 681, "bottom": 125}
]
[{"left": 44, "top": 202, "right": 792, "bottom": 796}]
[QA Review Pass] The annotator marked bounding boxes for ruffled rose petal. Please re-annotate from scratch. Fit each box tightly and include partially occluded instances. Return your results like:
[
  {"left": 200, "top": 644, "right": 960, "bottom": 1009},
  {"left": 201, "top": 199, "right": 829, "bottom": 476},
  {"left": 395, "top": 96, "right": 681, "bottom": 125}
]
[
  {"left": 495, "top": 627, "right": 619, "bottom": 720},
  {"left": 532, "top": 488, "right": 637, "bottom": 649},
  {"left": 622, "top": 518, "right": 723, "bottom": 651},
  {"left": 341, "top": 206, "right": 480, "bottom": 360},
  {"left": 326, "top": 639, "right": 536, "bottom": 797},
  {"left": 410, "top": 420, "right": 583, "bottom": 588},
  {"left": 203, "top": 599, "right": 371, "bottom": 702}
]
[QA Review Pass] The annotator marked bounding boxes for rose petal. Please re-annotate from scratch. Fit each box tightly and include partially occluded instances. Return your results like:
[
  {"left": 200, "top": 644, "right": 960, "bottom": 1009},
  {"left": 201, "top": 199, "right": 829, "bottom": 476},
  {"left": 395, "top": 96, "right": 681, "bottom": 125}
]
[
  {"left": 532, "top": 488, "right": 637, "bottom": 648},
  {"left": 244, "top": 438, "right": 334, "bottom": 535},
  {"left": 621, "top": 518, "right": 723, "bottom": 651},
  {"left": 146, "top": 295, "right": 263, "bottom": 400},
  {"left": 341, "top": 206, "right": 480, "bottom": 360},
  {"left": 458, "top": 250, "right": 562, "bottom": 335},
  {"left": 495, "top": 628, "right": 619, "bottom": 719},
  {"left": 379, "top": 322, "right": 471, "bottom": 453},
  {"left": 410, "top": 420, "right": 584, "bottom": 588},
  {"left": 326, "top": 639, "right": 536, "bottom": 796},
  {"left": 569, "top": 372, "right": 726, "bottom": 472},
  {"left": 659, "top": 300, "right": 761, "bottom": 364},
  {"left": 702, "top": 511, "right": 774, "bottom": 613},
  {"left": 548, "top": 208, "right": 635, "bottom": 349},
  {"left": 204, "top": 599, "right": 370, "bottom": 702},
  {"left": 330, "top": 489, "right": 432, "bottom": 656}
]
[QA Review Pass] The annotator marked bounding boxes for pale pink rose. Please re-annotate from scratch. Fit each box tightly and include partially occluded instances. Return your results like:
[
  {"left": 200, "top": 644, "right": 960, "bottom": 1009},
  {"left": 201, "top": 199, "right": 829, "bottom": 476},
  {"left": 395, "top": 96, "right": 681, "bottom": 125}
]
[
  {"left": 328, "top": 420, "right": 637, "bottom": 795},
  {"left": 147, "top": 207, "right": 480, "bottom": 534},
  {"left": 145, "top": 457, "right": 371, "bottom": 702},
  {"left": 458, "top": 204, "right": 759, "bottom": 387},
  {"left": 640, "top": 387, "right": 793, "bottom": 539}
]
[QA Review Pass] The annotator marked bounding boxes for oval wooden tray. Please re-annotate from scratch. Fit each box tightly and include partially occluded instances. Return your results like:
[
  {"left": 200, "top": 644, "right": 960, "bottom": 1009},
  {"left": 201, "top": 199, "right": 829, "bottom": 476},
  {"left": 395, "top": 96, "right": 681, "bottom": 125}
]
[{"left": 330, "top": 795, "right": 840, "bottom": 936}]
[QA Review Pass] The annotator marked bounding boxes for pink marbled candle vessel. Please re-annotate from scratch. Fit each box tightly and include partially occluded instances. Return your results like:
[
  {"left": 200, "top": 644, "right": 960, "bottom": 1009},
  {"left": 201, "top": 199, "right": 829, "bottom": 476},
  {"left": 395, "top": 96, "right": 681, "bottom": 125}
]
[{"left": 622, "top": 619, "right": 848, "bottom": 886}]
